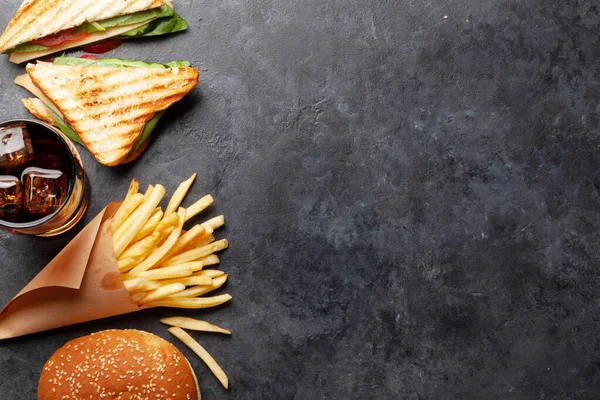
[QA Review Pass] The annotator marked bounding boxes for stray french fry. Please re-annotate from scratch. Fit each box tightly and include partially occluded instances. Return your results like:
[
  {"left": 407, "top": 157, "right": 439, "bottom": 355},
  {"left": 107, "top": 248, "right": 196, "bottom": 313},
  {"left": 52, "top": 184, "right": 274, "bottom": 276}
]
[
  {"left": 161, "top": 317, "right": 231, "bottom": 335},
  {"left": 162, "top": 239, "right": 228, "bottom": 267},
  {"left": 161, "top": 275, "right": 213, "bottom": 287},
  {"left": 202, "top": 215, "right": 225, "bottom": 230},
  {"left": 118, "top": 257, "right": 138, "bottom": 273},
  {"left": 111, "top": 193, "right": 144, "bottom": 234},
  {"left": 185, "top": 194, "right": 214, "bottom": 222},
  {"left": 133, "top": 208, "right": 163, "bottom": 242},
  {"left": 130, "top": 208, "right": 186, "bottom": 273},
  {"left": 195, "top": 270, "right": 225, "bottom": 278},
  {"left": 142, "top": 293, "right": 232, "bottom": 309},
  {"left": 138, "top": 283, "right": 186, "bottom": 305},
  {"left": 119, "top": 231, "right": 161, "bottom": 261},
  {"left": 165, "top": 174, "right": 196, "bottom": 216},
  {"left": 123, "top": 265, "right": 193, "bottom": 281},
  {"left": 114, "top": 185, "right": 167, "bottom": 257},
  {"left": 169, "top": 275, "right": 228, "bottom": 298},
  {"left": 168, "top": 327, "right": 229, "bottom": 389}
]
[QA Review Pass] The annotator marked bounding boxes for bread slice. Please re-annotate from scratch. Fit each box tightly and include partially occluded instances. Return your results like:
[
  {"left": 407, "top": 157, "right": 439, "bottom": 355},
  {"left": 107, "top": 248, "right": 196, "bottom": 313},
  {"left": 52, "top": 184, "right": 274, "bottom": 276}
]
[
  {"left": 26, "top": 62, "right": 199, "bottom": 166},
  {"left": 22, "top": 97, "right": 56, "bottom": 126},
  {"left": 0, "top": 0, "right": 166, "bottom": 53}
]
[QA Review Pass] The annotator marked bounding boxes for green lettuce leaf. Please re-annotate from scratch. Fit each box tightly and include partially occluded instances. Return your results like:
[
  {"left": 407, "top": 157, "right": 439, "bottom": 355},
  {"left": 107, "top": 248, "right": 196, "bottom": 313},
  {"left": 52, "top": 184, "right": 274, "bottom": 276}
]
[
  {"left": 6, "top": 42, "right": 49, "bottom": 54},
  {"left": 120, "top": 12, "right": 187, "bottom": 38},
  {"left": 165, "top": 60, "right": 192, "bottom": 68},
  {"left": 131, "top": 111, "right": 165, "bottom": 153},
  {"left": 53, "top": 56, "right": 167, "bottom": 68},
  {"left": 79, "top": 5, "right": 174, "bottom": 33},
  {"left": 52, "top": 56, "right": 189, "bottom": 69}
]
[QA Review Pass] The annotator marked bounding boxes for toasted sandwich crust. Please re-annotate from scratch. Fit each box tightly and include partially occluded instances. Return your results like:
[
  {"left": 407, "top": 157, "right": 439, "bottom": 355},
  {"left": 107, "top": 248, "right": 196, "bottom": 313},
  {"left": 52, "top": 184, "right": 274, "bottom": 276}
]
[
  {"left": 22, "top": 97, "right": 57, "bottom": 126},
  {"left": 0, "top": 0, "right": 166, "bottom": 53},
  {"left": 26, "top": 62, "right": 199, "bottom": 166}
]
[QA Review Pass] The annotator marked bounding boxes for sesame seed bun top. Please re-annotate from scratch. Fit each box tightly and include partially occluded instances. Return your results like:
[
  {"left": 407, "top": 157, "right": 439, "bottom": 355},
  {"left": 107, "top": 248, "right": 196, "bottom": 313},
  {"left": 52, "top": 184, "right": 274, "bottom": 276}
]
[{"left": 38, "top": 329, "right": 200, "bottom": 400}]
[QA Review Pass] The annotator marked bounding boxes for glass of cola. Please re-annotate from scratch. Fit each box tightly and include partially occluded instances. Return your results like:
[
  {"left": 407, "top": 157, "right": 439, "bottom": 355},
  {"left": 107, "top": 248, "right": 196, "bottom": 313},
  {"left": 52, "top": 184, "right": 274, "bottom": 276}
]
[{"left": 0, "top": 119, "right": 89, "bottom": 236}]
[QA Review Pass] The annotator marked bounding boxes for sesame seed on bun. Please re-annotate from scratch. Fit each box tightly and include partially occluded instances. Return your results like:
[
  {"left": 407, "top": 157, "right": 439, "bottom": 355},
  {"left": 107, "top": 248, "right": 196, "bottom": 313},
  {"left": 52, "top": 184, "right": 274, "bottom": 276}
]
[{"left": 38, "top": 329, "right": 200, "bottom": 400}]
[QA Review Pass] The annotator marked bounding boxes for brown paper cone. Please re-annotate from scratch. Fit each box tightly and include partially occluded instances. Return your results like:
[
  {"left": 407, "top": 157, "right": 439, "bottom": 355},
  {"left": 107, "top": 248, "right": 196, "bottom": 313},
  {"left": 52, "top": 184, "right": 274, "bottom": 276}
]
[{"left": 0, "top": 203, "right": 141, "bottom": 339}]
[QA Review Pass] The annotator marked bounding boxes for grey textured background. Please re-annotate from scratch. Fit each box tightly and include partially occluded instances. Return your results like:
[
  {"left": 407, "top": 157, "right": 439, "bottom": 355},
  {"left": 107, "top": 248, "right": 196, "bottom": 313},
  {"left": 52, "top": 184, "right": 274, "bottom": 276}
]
[{"left": 0, "top": 0, "right": 600, "bottom": 399}]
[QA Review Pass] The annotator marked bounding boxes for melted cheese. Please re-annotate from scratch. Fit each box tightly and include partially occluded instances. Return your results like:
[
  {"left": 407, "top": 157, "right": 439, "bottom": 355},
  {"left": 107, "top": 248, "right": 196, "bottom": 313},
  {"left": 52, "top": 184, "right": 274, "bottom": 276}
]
[{"left": 14, "top": 73, "right": 61, "bottom": 116}]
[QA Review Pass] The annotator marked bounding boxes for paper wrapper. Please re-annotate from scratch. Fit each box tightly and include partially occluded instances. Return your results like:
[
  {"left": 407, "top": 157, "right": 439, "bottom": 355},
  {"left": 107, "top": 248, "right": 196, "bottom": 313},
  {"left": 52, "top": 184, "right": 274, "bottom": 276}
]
[{"left": 0, "top": 203, "right": 141, "bottom": 340}]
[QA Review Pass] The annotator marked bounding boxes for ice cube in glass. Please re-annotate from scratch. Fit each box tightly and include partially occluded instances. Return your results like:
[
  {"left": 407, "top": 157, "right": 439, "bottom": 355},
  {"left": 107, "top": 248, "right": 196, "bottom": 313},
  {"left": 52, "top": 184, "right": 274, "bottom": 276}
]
[
  {"left": 22, "top": 167, "right": 67, "bottom": 214},
  {"left": 0, "top": 175, "right": 22, "bottom": 220},
  {"left": 0, "top": 123, "right": 33, "bottom": 169}
]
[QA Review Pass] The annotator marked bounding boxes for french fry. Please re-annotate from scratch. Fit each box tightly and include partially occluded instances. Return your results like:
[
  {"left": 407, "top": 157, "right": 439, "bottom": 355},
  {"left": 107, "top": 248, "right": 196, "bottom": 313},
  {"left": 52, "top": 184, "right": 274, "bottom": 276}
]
[
  {"left": 165, "top": 174, "right": 196, "bottom": 216},
  {"left": 119, "top": 231, "right": 161, "bottom": 261},
  {"left": 162, "top": 239, "right": 228, "bottom": 267},
  {"left": 161, "top": 275, "right": 213, "bottom": 287},
  {"left": 123, "top": 278, "right": 147, "bottom": 293},
  {"left": 142, "top": 294, "right": 232, "bottom": 309},
  {"left": 198, "top": 254, "right": 220, "bottom": 268},
  {"left": 114, "top": 185, "right": 167, "bottom": 257},
  {"left": 144, "top": 280, "right": 162, "bottom": 291},
  {"left": 130, "top": 208, "right": 186, "bottom": 273},
  {"left": 155, "top": 212, "right": 180, "bottom": 236},
  {"left": 117, "top": 257, "right": 137, "bottom": 273},
  {"left": 164, "top": 224, "right": 208, "bottom": 260},
  {"left": 133, "top": 208, "right": 163, "bottom": 242},
  {"left": 169, "top": 275, "right": 228, "bottom": 298},
  {"left": 202, "top": 215, "right": 225, "bottom": 230},
  {"left": 168, "top": 327, "right": 229, "bottom": 389},
  {"left": 123, "top": 265, "right": 193, "bottom": 281},
  {"left": 113, "top": 185, "right": 156, "bottom": 244},
  {"left": 179, "top": 234, "right": 215, "bottom": 255},
  {"left": 123, "top": 279, "right": 162, "bottom": 292},
  {"left": 161, "top": 317, "right": 231, "bottom": 335},
  {"left": 138, "top": 283, "right": 186, "bottom": 305},
  {"left": 185, "top": 194, "right": 214, "bottom": 222},
  {"left": 110, "top": 179, "right": 139, "bottom": 233},
  {"left": 195, "top": 270, "right": 225, "bottom": 278},
  {"left": 111, "top": 193, "right": 144, "bottom": 234},
  {"left": 130, "top": 292, "right": 147, "bottom": 303}
]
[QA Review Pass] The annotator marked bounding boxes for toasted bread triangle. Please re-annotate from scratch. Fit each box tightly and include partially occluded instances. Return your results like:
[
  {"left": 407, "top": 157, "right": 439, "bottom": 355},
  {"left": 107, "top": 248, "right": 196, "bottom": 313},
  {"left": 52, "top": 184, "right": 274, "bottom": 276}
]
[
  {"left": 0, "top": 0, "right": 166, "bottom": 53},
  {"left": 27, "top": 62, "right": 199, "bottom": 166}
]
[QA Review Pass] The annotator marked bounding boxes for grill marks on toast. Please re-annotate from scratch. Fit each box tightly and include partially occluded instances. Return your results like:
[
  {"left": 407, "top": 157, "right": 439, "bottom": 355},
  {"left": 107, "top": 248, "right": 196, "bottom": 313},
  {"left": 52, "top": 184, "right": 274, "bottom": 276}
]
[
  {"left": 0, "top": 0, "right": 166, "bottom": 52},
  {"left": 27, "top": 63, "right": 199, "bottom": 166}
]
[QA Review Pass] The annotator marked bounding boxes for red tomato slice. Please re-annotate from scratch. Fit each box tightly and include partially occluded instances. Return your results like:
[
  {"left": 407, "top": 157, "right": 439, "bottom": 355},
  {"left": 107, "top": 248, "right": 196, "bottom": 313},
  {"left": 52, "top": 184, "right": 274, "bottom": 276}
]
[
  {"left": 82, "top": 39, "right": 123, "bottom": 54},
  {"left": 31, "top": 28, "right": 91, "bottom": 47},
  {"left": 80, "top": 54, "right": 98, "bottom": 60}
]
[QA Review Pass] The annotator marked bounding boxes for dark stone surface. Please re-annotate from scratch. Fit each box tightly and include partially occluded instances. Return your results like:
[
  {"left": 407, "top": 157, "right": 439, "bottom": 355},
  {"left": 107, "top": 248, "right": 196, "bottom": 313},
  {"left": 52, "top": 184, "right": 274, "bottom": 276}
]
[{"left": 0, "top": 0, "right": 600, "bottom": 398}]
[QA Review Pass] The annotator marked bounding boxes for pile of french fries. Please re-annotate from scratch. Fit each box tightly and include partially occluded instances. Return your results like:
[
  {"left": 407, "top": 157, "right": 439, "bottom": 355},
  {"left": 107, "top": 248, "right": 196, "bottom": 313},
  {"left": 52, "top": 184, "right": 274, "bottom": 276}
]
[{"left": 112, "top": 174, "right": 231, "bottom": 309}]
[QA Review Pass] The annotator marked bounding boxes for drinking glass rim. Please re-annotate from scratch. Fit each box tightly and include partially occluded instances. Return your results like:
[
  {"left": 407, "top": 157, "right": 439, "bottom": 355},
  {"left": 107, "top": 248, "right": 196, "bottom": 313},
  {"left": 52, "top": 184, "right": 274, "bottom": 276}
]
[{"left": 0, "top": 119, "right": 78, "bottom": 230}]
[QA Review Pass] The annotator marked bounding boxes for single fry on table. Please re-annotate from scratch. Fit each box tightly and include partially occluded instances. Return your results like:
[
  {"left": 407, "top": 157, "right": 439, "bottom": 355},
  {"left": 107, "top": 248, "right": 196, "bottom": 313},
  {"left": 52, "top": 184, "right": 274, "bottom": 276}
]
[
  {"left": 161, "top": 317, "right": 231, "bottom": 335},
  {"left": 168, "top": 327, "right": 229, "bottom": 389}
]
